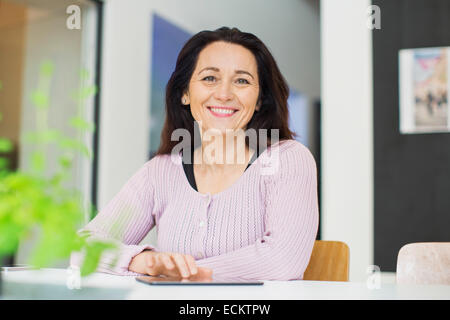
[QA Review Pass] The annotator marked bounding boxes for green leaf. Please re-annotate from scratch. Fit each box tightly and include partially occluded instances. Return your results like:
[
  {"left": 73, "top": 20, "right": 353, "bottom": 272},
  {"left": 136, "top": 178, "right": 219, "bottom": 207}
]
[
  {"left": 31, "top": 90, "right": 49, "bottom": 109},
  {"left": 58, "top": 137, "right": 91, "bottom": 158},
  {"left": 69, "top": 117, "right": 95, "bottom": 132},
  {"left": 0, "top": 157, "right": 9, "bottom": 170},
  {"left": 81, "top": 85, "right": 98, "bottom": 99},
  {"left": 23, "top": 130, "right": 61, "bottom": 145},
  {"left": 0, "top": 224, "right": 22, "bottom": 257},
  {"left": 0, "top": 138, "right": 13, "bottom": 152},
  {"left": 58, "top": 154, "right": 73, "bottom": 169},
  {"left": 49, "top": 172, "right": 65, "bottom": 186},
  {"left": 80, "top": 241, "right": 117, "bottom": 276},
  {"left": 71, "top": 85, "right": 98, "bottom": 101},
  {"left": 31, "top": 151, "right": 45, "bottom": 173},
  {"left": 40, "top": 61, "right": 54, "bottom": 77},
  {"left": 79, "top": 69, "right": 90, "bottom": 80},
  {"left": 0, "top": 65, "right": 110, "bottom": 277},
  {"left": 89, "top": 203, "right": 98, "bottom": 220}
]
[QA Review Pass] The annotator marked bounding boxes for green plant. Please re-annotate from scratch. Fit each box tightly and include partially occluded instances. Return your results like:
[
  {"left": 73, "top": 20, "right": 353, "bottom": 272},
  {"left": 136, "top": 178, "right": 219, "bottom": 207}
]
[{"left": 0, "top": 61, "right": 116, "bottom": 276}]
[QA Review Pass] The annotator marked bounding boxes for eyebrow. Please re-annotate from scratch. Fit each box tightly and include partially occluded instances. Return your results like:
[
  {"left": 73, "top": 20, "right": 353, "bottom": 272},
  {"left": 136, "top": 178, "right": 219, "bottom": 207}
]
[{"left": 198, "top": 67, "right": 254, "bottom": 79}]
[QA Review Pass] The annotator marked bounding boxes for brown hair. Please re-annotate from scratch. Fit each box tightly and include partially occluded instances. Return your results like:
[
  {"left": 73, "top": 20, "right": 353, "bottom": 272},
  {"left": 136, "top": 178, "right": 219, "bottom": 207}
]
[{"left": 155, "top": 27, "right": 295, "bottom": 156}]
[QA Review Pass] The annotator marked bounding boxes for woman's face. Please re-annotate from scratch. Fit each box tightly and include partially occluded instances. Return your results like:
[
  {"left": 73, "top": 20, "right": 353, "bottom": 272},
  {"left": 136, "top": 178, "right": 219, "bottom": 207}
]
[{"left": 182, "top": 41, "right": 260, "bottom": 135}]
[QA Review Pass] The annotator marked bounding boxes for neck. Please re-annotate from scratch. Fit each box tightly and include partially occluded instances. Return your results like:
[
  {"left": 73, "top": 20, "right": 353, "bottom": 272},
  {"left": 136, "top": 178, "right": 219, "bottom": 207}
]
[{"left": 194, "top": 131, "right": 254, "bottom": 174}]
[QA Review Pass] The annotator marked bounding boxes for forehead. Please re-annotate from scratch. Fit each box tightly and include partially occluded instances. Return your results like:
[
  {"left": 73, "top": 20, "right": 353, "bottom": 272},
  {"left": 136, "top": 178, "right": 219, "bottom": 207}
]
[{"left": 195, "top": 41, "right": 258, "bottom": 73}]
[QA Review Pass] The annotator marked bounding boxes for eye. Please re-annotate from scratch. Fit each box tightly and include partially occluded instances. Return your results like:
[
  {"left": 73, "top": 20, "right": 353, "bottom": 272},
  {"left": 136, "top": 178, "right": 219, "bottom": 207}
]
[
  {"left": 236, "top": 78, "right": 250, "bottom": 84},
  {"left": 202, "top": 76, "right": 216, "bottom": 82}
]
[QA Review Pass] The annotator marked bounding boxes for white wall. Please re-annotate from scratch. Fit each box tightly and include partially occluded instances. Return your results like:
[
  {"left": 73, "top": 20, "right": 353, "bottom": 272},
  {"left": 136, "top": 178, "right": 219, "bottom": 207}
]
[
  {"left": 321, "top": 0, "right": 373, "bottom": 281},
  {"left": 98, "top": 0, "right": 320, "bottom": 245}
]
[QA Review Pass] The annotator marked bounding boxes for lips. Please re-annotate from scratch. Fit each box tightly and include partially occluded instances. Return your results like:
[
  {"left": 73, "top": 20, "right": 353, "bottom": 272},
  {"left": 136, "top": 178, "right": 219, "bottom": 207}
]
[{"left": 207, "top": 106, "right": 239, "bottom": 118}]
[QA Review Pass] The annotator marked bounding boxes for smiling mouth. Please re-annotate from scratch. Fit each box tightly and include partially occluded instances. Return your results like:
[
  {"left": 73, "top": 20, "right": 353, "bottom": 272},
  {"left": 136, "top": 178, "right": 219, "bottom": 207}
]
[{"left": 207, "top": 106, "right": 239, "bottom": 117}]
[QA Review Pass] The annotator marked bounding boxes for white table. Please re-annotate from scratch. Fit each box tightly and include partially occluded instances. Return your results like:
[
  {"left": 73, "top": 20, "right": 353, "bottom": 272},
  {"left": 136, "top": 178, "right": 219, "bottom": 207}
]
[{"left": 1, "top": 268, "right": 449, "bottom": 300}]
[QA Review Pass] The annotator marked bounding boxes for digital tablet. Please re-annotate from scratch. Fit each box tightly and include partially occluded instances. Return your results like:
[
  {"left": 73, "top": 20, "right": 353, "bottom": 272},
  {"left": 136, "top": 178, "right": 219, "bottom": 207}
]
[{"left": 135, "top": 276, "right": 264, "bottom": 286}]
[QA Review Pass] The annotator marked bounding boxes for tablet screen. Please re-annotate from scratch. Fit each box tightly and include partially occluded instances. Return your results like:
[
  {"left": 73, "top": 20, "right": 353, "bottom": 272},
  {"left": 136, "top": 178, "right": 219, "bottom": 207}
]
[{"left": 135, "top": 276, "right": 264, "bottom": 286}]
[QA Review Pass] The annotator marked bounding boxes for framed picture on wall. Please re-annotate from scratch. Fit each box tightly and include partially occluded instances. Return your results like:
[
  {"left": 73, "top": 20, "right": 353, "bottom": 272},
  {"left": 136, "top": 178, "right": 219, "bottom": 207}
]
[
  {"left": 149, "top": 13, "right": 192, "bottom": 158},
  {"left": 399, "top": 46, "right": 450, "bottom": 134}
]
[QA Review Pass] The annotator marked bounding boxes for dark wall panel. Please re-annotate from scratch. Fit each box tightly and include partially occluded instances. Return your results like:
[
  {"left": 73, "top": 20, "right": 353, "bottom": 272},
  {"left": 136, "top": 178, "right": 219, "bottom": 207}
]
[{"left": 372, "top": 0, "right": 450, "bottom": 272}]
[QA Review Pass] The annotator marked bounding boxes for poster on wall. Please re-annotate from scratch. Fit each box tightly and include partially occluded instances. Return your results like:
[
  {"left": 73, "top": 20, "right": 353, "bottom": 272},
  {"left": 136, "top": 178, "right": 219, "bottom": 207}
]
[
  {"left": 399, "top": 47, "right": 450, "bottom": 134},
  {"left": 149, "top": 13, "right": 192, "bottom": 158}
]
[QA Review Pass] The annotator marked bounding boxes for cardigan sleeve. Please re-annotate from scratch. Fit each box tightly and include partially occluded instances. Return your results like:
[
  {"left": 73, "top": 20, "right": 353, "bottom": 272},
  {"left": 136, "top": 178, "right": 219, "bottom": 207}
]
[
  {"left": 195, "top": 144, "right": 319, "bottom": 281},
  {"left": 70, "top": 161, "right": 157, "bottom": 276}
]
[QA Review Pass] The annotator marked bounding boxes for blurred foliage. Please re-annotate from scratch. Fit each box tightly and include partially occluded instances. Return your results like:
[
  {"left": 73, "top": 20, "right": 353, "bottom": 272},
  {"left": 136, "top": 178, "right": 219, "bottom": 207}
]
[{"left": 0, "top": 61, "right": 117, "bottom": 276}]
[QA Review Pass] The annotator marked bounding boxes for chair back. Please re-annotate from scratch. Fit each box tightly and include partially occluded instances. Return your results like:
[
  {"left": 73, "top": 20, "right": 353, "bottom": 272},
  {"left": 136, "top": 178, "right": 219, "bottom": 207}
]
[
  {"left": 396, "top": 242, "right": 450, "bottom": 285},
  {"left": 303, "top": 240, "right": 350, "bottom": 281}
]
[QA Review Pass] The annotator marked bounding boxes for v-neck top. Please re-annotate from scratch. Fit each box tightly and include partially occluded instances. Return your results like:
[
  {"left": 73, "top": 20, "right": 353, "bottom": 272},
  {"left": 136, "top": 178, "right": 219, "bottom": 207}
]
[
  {"left": 70, "top": 139, "right": 319, "bottom": 281},
  {"left": 182, "top": 146, "right": 264, "bottom": 192}
]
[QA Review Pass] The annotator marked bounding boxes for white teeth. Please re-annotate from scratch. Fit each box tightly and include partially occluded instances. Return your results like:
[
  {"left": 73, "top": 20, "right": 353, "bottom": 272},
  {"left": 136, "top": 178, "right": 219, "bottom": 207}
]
[{"left": 210, "top": 108, "right": 235, "bottom": 114}]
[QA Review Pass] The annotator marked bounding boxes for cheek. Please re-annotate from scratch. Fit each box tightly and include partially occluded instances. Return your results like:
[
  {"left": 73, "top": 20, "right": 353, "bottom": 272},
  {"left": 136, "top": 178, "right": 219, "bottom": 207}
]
[
  {"left": 189, "top": 83, "right": 212, "bottom": 103},
  {"left": 239, "top": 89, "right": 259, "bottom": 110}
]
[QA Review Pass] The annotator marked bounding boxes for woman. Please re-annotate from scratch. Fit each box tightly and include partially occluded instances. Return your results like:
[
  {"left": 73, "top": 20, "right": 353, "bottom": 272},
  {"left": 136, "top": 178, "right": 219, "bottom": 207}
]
[{"left": 70, "top": 27, "right": 319, "bottom": 281}]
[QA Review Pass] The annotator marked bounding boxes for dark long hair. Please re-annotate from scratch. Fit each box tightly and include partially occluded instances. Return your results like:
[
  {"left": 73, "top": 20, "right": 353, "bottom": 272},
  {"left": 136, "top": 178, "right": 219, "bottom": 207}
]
[{"left": 155, "top": 27, "right": 295, "bottom": 156}]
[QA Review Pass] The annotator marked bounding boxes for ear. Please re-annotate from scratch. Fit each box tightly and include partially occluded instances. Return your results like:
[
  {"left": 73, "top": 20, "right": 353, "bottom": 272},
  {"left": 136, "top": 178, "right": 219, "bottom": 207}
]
[
  {"left": 181, "top": 92, "right": 190, "bottom": 105},
  {"left": 255, "top": 92, "right": 262, "bottom": 111},
  {"left": 255, "top": 100, "right": 261, "bottom": 112}
]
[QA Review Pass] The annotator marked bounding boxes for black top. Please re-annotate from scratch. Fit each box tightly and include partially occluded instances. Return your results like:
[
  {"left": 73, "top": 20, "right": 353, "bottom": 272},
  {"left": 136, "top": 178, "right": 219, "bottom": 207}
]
[{"left": 182, "top": 146, "right": 266, "bottom": 191}]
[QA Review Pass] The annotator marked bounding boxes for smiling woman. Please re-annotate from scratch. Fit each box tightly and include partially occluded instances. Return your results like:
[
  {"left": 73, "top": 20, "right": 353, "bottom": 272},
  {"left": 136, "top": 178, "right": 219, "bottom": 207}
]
[
  {"left": 158, "top": 27, "right": 293, "bottom": 159},
  {"left": 70, "top": 27, "right": 319, "bottom": 281},
  {"left": 180, "top": 40, "right": 262, "bottom": 181},
  {"left": 183, "top": 41, "right": 260, "bottom": 134}
]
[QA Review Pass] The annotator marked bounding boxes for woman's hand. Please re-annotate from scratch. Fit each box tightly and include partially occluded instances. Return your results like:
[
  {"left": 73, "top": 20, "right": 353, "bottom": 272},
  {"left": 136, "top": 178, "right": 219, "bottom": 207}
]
[{"left": 129, "top": 250, "right": 213, "bottom": 280}]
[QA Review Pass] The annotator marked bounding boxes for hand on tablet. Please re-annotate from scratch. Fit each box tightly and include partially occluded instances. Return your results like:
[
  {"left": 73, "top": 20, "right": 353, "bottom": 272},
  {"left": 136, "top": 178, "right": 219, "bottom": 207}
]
[{"left": 129, "top": 250, "right": 213, "bottom": 280}]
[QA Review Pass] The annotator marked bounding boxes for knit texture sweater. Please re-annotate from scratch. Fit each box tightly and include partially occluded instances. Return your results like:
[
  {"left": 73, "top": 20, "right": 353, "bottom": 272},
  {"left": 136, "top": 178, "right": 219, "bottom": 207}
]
[{"left": 70, "top": 139, "right": 319, "bottom": 280}]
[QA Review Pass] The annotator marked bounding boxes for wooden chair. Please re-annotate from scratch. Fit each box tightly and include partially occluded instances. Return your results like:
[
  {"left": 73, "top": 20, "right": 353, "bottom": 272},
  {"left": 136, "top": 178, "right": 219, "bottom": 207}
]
[
  {"left": 303, "top": 240, "right": 350, "bottom": 281},
  {"left": 396, "top": 242, "right": 450, "bottom": 285}
]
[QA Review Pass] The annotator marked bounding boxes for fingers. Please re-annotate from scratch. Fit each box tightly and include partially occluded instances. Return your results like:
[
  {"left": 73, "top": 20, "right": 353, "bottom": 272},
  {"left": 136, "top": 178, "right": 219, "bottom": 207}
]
[
  {"left": 145, "top": 252, "right": 154, "bottom": 268},
  {"left": 184, "top": 254, "right": 198, "bottom": 276},
  {"left": 160, "top": 254, "right": 175, "bottom": 272},
  {"left": 200, "top": 267, "right": 213, "bottom": 278},
  {"left": 149, "top": 252, "right": 204, "bottom": 279},
  {"left": 143, "top": 252, "right": 158, "bottom": 276},
  {"left": 171, "top": 253, "right": 190, "bottom": 278},
  {"left": 188, "top": 267, "right": 213, "bottom": 281},
  {"left": 203, "top": 267, "right": 213, "bottom": 277}
]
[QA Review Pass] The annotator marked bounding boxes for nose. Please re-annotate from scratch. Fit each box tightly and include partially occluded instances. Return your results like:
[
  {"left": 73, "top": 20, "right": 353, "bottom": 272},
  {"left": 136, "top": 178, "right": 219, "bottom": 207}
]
[{"left": 214, "top": 81, "right": 234, "bottom": 101}]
